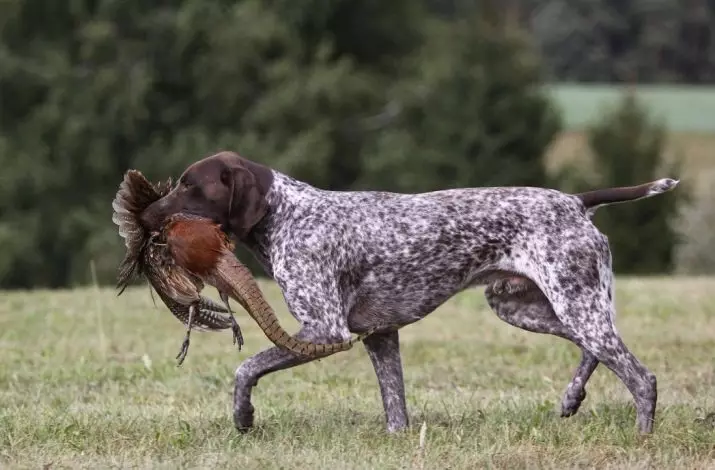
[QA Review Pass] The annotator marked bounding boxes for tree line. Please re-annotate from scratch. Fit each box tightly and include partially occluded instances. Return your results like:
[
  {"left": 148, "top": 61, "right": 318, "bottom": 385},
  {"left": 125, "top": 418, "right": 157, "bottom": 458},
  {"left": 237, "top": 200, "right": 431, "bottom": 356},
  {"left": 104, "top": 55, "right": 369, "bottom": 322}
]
[{"left": 0, "top": 0, "right": 697, "bottom": 289}]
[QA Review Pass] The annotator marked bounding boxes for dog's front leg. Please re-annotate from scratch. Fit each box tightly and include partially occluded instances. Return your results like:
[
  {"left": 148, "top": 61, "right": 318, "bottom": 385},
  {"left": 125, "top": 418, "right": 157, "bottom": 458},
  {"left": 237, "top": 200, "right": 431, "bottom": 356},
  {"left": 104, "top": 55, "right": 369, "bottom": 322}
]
[
  {"left": 233, "top": 326, "right": 343, "bottom": 431},
  {"left": 363, "top": 330, "right": 409, "bottom": 433}
]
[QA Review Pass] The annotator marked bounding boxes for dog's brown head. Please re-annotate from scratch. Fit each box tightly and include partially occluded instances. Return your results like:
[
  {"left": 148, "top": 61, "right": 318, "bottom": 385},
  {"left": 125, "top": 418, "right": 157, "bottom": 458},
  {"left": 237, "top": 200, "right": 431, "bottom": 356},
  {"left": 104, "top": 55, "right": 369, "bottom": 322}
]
[{"left": 141, "top": 151, "right": 273, "bottom": 240}]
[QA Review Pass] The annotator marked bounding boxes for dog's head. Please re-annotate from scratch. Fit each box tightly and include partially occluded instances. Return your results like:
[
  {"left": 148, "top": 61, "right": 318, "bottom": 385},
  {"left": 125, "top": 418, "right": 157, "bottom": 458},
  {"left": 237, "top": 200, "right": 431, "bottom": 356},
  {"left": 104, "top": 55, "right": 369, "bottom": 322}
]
[{"left": 141, "top": 151, "right": 273, "bottom": 239}]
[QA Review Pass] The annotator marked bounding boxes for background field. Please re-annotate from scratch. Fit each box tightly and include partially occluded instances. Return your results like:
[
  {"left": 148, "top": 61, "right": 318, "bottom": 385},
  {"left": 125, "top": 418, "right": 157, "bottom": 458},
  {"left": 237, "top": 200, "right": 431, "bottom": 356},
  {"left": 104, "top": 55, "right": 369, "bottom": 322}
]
[
  {"left": 2, "top": 278, "right": 715, "bottom": 469},
  {"left": 545, "top": 85, "right": 715, "bottom": 191},
  {"left": 546, "top": 85, "right": 715, "bottom": 134}
]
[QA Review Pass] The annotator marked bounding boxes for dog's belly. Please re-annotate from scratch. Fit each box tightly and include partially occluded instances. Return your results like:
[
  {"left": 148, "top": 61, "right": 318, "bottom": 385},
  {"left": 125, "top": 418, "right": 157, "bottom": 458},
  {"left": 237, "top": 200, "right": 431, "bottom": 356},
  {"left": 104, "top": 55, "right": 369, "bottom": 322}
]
[
  {"left": 345, "top": 266, "right": 514, "bottom": 333},
  {"left": 347, "top": 292, "right": 443, "bottom": 333}
]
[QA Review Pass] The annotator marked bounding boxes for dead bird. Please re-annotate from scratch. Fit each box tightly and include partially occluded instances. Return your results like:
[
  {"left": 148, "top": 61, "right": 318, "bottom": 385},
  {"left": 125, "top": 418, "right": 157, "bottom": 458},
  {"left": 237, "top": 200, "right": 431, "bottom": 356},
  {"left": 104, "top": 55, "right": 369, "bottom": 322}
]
[
  {"left": 112, "top": 170, "right": 243, "bottom": 365},
  {"left": 158, "top": 212, "right": 374, "bottom": 359},
  {"left": 152, "top": 212, "right": 245, "bottom": 364}
]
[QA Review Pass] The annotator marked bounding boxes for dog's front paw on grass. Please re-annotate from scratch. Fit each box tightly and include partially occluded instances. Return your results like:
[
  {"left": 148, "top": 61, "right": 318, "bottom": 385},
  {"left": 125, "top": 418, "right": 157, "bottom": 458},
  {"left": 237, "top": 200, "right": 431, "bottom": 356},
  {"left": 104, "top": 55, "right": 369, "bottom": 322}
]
[{"left": 233, "top": 403, "right": 255, "bottom": 432}]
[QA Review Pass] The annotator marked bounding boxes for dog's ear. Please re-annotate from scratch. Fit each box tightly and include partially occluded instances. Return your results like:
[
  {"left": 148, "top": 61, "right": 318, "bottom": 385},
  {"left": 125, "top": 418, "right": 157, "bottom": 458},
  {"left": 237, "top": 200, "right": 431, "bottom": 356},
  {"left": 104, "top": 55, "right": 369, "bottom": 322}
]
[{"left": 222, "top": 160, "right": 270, "bottom": 240}]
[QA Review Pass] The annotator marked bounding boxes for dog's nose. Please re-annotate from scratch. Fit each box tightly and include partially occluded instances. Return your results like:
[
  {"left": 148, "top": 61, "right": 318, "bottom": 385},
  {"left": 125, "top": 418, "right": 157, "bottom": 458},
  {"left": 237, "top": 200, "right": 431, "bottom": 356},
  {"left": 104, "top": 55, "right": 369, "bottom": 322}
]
[{"left": 141, "top": 195, "right": 172, "bottom": 231}]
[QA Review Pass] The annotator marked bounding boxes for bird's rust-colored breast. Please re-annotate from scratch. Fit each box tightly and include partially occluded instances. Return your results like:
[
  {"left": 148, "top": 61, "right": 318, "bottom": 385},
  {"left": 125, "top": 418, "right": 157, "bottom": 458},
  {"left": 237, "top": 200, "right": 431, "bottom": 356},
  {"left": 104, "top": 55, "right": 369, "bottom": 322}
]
[{"left": 164, "top": 216, "right": 234, "bottom": 277}]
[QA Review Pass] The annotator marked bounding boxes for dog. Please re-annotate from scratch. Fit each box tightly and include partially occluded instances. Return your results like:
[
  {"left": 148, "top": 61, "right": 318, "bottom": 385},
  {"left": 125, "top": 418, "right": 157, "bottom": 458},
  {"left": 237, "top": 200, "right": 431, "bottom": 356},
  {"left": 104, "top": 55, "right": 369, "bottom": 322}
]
[{"left": 140, "top": 151, "right": 679, "bottom": 434}]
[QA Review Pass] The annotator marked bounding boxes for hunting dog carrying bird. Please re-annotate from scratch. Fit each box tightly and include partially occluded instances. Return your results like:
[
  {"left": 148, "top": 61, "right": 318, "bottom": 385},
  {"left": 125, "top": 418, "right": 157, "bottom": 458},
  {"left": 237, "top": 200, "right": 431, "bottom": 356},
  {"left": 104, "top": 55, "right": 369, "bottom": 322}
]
[
  {"left": 138, "top": 151, "right": 679, "bottom": 435},
  {"left": 112, "top": 171, "right": 369, "bottom": 365}
]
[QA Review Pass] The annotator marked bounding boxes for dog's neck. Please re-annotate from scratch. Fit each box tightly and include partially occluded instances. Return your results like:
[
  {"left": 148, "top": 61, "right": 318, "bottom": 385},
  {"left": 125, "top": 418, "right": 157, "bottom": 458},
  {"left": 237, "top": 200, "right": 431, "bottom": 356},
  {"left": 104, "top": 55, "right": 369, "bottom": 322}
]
[{"left": 238, "top": 169, "right": 321, "bottom": 278}]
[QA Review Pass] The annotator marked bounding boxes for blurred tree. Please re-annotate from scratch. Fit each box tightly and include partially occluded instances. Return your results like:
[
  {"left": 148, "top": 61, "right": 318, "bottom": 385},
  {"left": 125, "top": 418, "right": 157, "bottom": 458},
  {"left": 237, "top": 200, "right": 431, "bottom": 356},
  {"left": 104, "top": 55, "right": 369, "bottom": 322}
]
[
  {"left": 585, "top": 92, "right": 686, "bottom": 274},
  {"left": 0, "top": 0, "right": 425, "bottom": 288},
  {"left": 672, "top": 172, "right": 715, "bottom": 274},
  {"left": 522, "top": 0, "right": 715, "bottom": 83},
  {"left": 360, "top": 3, "right": 561, "bottom": 192},
  {"left": 0, "top": 0, "right": 580, "bottom": 289}
]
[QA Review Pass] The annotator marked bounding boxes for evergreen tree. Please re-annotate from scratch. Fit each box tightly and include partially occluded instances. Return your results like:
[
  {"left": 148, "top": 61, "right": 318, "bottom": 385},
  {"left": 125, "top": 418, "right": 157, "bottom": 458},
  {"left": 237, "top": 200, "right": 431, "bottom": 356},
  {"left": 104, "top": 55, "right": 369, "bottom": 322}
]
[
  {"left": 361, "top": 5, "right": 561, "bottom": 192},
  {"left": 524, "top": 0, "right": 715, "bottom": 83},
  {"left": 0, "top": 0, "right": 424, "bottom": 288},
  {"left": 587, "top": 92, "right": 686, "bottom": 273}
]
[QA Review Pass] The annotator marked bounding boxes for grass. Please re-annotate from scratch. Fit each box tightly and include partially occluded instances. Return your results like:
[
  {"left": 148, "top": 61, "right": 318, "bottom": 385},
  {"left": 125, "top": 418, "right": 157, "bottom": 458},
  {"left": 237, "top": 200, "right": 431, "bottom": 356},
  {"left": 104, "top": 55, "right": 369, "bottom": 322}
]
[
  {"left": 543, "top": 84, "right": 715, "bottom": 193},
  {"left": 1, "top": 278, "right": 715, "bottom": 469},
  {"left": 545, "top": 84, "right": 715, "bottom": 134},
  {"left": 545, "top": 131, "right": 715, "bottom": 189}
]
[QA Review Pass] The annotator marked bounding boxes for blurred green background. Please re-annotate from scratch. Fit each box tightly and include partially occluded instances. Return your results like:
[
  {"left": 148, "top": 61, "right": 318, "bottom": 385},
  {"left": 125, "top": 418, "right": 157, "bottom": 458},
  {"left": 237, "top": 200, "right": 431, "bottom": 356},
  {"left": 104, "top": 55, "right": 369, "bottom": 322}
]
[{"left": 2, "top": 0, "right": 715, "bottom": 289}]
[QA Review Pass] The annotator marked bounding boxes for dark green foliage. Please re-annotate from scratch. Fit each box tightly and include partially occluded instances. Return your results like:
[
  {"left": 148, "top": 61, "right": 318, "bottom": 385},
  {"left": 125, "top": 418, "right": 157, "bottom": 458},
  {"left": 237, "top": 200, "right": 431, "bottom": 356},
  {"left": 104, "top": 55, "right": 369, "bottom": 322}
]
[
  {"left": 0, "top": 1, "right": 418, "bottom": 288},
  {"left": 586, "top": 93, "right": 687, "bottom": 274},
  {"left": 426, "top": 0, "right": 715, "bottom": 84},
  {"left": 0, "top": 0, "right": 568, "bottom": 289},
  {"left": 2, "top": 0, "right": 687, "bottom": 288},
  {"left": 360, "top": 7, "right": 561, "bottom": 192},
  {"left": 517, "top": 0, "right": 715, "bottom": 84}
]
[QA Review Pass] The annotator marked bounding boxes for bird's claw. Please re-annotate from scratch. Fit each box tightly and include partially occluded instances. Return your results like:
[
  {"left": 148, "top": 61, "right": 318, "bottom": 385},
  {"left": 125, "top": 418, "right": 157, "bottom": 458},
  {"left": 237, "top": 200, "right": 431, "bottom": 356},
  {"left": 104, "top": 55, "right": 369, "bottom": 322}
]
[
  {"left": 176, "top": 336, "right": 190, "bottom": 366},
  {"left": 221, "top": 292, "right": 244, "bottom": 352},
  {"left": 231, "top": 317, "right": 244, "bottom": 351}
]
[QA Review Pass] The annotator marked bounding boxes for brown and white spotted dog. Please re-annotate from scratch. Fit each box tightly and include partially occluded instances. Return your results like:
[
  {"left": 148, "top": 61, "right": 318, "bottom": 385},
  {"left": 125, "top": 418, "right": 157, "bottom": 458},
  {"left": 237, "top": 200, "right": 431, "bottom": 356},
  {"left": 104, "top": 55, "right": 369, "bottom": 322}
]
[{"left": 140, "top": 151, "right": 679, "bottom": 435}]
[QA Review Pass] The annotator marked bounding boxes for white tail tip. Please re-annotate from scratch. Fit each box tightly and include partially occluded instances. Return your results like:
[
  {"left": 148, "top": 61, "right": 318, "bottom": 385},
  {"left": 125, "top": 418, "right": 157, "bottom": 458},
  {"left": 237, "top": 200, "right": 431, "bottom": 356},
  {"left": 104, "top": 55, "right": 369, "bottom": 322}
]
[{"left": 648, "top": 178, "right": 679, "bottom": 196}]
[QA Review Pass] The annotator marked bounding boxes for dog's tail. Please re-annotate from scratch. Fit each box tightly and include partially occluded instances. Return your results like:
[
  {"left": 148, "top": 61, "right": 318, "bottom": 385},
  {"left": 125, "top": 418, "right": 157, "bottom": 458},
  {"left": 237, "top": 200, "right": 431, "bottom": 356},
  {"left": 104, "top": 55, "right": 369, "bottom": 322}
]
[{"left": 576, "top": 178, "right": 679, "bottom": 216}]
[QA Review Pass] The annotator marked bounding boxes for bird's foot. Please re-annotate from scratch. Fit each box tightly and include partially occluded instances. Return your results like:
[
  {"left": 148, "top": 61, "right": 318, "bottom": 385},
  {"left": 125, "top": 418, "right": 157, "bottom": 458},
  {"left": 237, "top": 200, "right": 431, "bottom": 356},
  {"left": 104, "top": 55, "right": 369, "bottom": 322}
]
[{"left": 176, "top": 336, "right": 191, "bottom": 366}]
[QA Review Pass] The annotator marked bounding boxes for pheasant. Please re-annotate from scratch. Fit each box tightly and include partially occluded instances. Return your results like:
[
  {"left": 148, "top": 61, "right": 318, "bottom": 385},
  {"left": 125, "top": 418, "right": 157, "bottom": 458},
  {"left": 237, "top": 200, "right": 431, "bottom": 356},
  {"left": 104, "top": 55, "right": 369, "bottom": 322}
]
[
  {"left": 113, "top": 169, "right": 372, "bottom": 365},
  {"left": 157, "top": 212, "right": 374, "bottom": 360},
  {"left": 113, "top": 170, "right": 242, "bottom": 364}
]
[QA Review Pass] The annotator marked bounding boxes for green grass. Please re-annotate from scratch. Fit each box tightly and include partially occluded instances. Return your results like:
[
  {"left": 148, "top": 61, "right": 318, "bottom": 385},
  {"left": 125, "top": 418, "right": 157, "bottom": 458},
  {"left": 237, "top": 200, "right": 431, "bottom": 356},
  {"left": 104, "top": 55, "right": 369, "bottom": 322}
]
[
  {"left": 545, "top": 84, "right": 715, "bottom": 133},
  {"left": 543, "top": 84, "right": 715, "bottom": 193},
  {"left": 2, "top": 278, "right": 715, "bottom": 469},
  {"left": 545, "top": 130, "right": 715, "bottom": 192}
]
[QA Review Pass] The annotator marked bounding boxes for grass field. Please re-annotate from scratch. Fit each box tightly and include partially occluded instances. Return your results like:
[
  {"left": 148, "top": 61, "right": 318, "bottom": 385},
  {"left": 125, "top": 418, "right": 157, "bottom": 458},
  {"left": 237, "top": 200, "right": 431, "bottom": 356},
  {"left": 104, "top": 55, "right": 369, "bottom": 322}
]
[
  {"left": 546, "top": 84, "right": 715, "bottom": 134},
  {"left": 543, "top": 84, "right": 715, "bottom": 193},
  {"left": 545, "top": 131, "right": 715, "bottom": 190},
  {"left": 1, "top": 278, "right": 715, "bottom": 469}
]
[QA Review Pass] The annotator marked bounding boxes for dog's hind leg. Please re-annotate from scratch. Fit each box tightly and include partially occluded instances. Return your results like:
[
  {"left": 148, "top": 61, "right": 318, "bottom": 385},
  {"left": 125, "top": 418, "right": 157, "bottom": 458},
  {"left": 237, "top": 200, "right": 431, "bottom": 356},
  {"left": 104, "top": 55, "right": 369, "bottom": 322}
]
[
  {"left": 537, "top": 237, "right": 657, "bottom": 434},
  {"left": 485, "top": 277, "right": 598, "bottom": 417},
  {"left": 554, "top": 297, "right": 656, "bottom": 433},
  {"left": 560, "top": 351, "right": 598, "bottom": 417}
]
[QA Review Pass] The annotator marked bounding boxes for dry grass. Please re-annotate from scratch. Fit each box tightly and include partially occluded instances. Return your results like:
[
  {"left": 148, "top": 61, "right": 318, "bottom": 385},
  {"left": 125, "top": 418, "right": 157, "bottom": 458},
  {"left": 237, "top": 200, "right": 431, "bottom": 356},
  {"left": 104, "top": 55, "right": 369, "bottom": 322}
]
[
  {"left": 545, "top": 131, "right": 715, "bottom": 192},
  {"left": 1, "top": 278, "right": 715, "bottom": 469},
  {"left": 544, "top": 85, "right": 715, "bottom": 184}
]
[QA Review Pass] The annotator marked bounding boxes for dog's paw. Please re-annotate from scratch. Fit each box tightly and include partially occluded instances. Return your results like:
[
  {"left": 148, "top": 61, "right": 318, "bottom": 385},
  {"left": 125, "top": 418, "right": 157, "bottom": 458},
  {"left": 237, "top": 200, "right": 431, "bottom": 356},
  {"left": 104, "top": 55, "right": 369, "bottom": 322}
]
[
  {"left": 560, "top": 388, "right": 587, "bottom": 418},
  {"left": 233, "top": 403, "right": 255, "bottom": 432}
]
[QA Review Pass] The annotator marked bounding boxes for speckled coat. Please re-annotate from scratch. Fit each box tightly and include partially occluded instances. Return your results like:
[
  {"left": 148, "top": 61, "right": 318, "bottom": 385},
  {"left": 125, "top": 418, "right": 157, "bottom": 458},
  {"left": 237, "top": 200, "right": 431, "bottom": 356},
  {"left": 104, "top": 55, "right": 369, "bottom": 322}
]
[{"left": 139, "top": 151, "right": 679, "bottom": 435}]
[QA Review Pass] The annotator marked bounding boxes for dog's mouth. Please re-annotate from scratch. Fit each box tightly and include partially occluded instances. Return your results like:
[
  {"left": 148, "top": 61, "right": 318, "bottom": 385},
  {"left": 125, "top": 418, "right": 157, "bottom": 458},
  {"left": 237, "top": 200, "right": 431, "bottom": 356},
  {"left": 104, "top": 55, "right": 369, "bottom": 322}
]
[{"left": 218, "top": 223, "right": 234, "bottom": 239}]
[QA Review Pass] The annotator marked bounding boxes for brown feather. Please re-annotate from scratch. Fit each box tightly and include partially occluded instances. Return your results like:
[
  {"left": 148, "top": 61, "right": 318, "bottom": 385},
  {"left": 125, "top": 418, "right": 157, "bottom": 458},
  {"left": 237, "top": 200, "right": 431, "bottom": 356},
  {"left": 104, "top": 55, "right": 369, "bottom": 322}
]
[{"left": 111, "top": 169, "right": 232, "bottom": 331}]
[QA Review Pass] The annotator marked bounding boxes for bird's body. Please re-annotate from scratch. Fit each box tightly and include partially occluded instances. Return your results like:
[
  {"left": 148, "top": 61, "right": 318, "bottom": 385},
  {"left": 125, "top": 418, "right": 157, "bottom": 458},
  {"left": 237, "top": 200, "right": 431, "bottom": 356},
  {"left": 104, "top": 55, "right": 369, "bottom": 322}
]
[
  {"left": 160, "top": 213, "right": 372, "bottom": 358},
  {"left": 158, "top": 213, "right": 243, "bottom": 364},
  {"left": 164, "top": 215, "right": 232, "bottom": 278}
]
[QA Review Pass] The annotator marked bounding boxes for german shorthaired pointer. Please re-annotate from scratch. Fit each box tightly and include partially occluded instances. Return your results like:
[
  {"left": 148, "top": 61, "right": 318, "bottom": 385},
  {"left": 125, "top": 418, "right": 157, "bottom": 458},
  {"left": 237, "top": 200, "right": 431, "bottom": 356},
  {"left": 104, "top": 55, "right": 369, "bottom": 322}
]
[{"left": 140, "top": 151, "right": 679, "bottom": 435}]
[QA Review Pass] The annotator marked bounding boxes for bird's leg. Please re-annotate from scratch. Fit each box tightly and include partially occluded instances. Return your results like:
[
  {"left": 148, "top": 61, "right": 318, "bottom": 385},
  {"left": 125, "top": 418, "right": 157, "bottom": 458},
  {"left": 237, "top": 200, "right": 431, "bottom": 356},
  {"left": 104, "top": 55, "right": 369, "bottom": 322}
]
[
  {"left": 220, "top": 290, "right": 244, "bottom": 351},
  {"left": 176, "top": 303, "right": 195, "bottom": 366}
]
